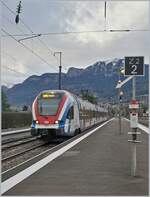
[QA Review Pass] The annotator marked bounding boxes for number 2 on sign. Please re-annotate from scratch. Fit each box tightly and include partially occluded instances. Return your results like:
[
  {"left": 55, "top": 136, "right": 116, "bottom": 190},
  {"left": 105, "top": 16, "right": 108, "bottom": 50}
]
[{"left": 131, "top": 65, "right": 137, "bottom": 75}]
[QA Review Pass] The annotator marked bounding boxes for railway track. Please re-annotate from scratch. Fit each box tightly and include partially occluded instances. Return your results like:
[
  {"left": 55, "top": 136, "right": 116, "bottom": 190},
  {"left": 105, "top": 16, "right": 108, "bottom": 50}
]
[
  {"left": 1, "top": 120, "right": 113, "bottom": 173},
  {"left": 2, "top": 136, "right": 63, "bottom": 172},
  {"left": 2, "top": 135, "right": 36, "bottom": 145},
  {"left": 2, "top": 127, "right": 68, "bottom": 172},
  {"left": 2, "top": 129, "right": 31, "bottom": 145},
  {"left": 2, "top": 142, "right": 47, "bottom": 162},
  {"left": 2, "top": 137, "right": 38, "bottom": 150}
]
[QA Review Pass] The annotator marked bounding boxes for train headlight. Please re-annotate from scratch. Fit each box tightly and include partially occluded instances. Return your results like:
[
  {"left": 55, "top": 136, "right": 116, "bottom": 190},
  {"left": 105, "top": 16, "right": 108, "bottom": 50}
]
[
  {"left": 36, "top": 120, "right": 39, "bottom": 124},
  {"left": 55, "top": 120, "right": 58, "bottom": 124}
]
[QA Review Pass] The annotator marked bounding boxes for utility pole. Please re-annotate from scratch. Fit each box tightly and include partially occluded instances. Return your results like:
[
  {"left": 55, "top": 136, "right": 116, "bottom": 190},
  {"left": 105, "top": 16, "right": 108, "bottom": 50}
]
[{"left": 54, "top": 52, "right": 62, "bottom": 90}]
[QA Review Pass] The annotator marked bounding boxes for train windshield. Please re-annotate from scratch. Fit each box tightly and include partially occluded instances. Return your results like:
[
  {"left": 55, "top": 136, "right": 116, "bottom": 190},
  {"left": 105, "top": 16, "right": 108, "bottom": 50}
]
[{"left": 38, "top": 93, "right": 64, "bottom": 116}]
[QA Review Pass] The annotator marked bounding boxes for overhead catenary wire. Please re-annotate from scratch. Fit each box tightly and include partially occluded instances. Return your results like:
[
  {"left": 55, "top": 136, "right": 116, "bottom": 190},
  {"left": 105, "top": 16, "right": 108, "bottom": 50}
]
[
  {"left": 2, "top": 28, "right": 59, "bottom": 72},
  {"left": 2, "top": 64, "right": 29, "bottom": 88},
  {"left": 2, "top": 0, "right": 149, "bottom": 76},
  {"left": 2, "top": 0, "right": 148, "bottom": 73},
  {"left": 2, "top": 50, "right": 32, "bottom": 72},
  {"left": 2, "top": 14, "right": 60, "bottom": 63},
  {"left": 1, "top": 1, "right": 148, "bottom": 39},
  {"left": 2, "top": 14, "right": 60, "bottom": 64},
  {"left": 2, "top": 15, "right": 27, "bottom": 36},
  {"left": 2, "top": 15, "right": 53, "bottom": 69},
  {"left": 2, "top": 65, "right": 28, "bottom": 77},
  {"left": 1, "top": 29, "right": 68, "bottom": 73},
  {"left": 1, "top": 0, "right": 149, "bottom": 37},
  {"left": 1, "top": 0, "right": 34, "bottom": 33},
  {"left": 2, "top": 51, "right": 59, "bottom": 77},
  {"left": 1, "top": 0, "right": 61, "bottom": 64},
  {"left": 2, "top": 51, "right": 18, "bottom": 63},
  {"left": 1, "top": 28, "right": 149, "bottom": 38}
]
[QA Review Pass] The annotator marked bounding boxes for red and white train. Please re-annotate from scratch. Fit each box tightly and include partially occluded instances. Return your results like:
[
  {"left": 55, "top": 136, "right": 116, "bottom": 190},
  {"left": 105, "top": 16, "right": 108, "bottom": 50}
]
[{"left": 31, "top": 90, "right": 108, "bottom": 138}]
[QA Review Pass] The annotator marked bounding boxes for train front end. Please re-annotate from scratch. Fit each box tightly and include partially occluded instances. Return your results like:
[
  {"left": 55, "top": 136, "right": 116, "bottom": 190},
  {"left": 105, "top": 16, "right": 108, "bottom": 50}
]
[{"left": 31, "top": 90, "right": 67, "bottom": 138}]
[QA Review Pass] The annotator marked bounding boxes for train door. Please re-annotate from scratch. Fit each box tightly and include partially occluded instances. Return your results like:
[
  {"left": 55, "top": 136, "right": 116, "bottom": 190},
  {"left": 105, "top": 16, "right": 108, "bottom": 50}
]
[
  {"left": 65, "top": 106, "right": 75, "bottom": 135},
  {"left": 79, "top": 108, "right": 84, "bottom": 130},
  {"left": 74, "top": 101, "right": 80, "bottom": 132}
]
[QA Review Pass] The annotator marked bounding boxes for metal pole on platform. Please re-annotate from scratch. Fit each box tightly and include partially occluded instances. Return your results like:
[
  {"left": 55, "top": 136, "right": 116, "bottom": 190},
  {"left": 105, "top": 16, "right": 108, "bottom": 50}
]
[
  {"left": 118, "top": 88, "right": 121, "bottom": 134},
  {"left": 132, "top": 77, "right": 136, "bottom": 100},
  {"left": 117, "top": 76, "right": 122, "bottom": 135},
  {"left": 131, "top": 76, "right": 137, "bottom": 176}
]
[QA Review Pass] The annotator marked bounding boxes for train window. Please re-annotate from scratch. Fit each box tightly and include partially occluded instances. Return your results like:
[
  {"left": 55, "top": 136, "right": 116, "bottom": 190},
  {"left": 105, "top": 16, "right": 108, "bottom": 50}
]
[
  {"left": 38, "top": 93, "right": 63, "bottom": 116},
  {"left": 67, "top": 106, "right": 74, "bottom": 119},
  {"left": 79, "top": 110, "right": 84, "bottom": 120}
]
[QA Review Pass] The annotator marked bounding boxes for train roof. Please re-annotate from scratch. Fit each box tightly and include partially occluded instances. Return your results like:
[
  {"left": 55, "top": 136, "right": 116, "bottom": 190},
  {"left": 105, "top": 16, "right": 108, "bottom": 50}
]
[
  {"left": 40, "top": 90, "right": 69, "bottom": 94},
  {"left": 39, "top": 89, "right": 108, "bottom": 112}
]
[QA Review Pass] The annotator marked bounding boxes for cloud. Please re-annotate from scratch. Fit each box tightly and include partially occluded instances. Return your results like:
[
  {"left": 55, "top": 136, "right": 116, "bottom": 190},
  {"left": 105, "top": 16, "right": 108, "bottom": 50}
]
[{"left": 1, "top": 0, "right": 149, "bottom": 86}]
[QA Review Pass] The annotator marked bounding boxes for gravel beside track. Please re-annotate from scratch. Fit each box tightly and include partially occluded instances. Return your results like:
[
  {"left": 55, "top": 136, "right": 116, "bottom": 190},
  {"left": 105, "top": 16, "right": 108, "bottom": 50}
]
[
  {"left": 2, "top": 137, "right": 37, "bottom": 149},
  {"left": 2, "top": 138, "right": 63, "bottom": 172},
  {"left": 2, "top": 132, "right": 32, "bottom": 145},
  {"left": 2, "top": 121, "right": 107, "bottom": 173},
  {"left": 2, "top": 139, "right": 46, "bottom": 159}
]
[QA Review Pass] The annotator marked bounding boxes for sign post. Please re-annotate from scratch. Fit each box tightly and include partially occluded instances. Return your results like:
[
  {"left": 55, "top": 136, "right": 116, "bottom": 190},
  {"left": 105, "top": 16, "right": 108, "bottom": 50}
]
[
  {"left": 125, "top": 56, "right": 144, "bottom": 177},
  {"left": 128, "top": 99, "right": 141, "bottom": 176}
]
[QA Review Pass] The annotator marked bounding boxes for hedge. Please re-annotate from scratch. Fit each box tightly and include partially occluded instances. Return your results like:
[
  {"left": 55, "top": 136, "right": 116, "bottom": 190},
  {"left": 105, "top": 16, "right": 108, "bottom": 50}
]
[{"left": 2, "top": 112, "right": 32, "bottom": 129}]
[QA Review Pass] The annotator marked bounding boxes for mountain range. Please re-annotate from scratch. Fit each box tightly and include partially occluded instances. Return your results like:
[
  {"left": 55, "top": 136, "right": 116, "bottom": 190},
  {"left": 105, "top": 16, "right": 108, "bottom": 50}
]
[{"left": 3, "top": 59, "right": 149, "bottom": 107}]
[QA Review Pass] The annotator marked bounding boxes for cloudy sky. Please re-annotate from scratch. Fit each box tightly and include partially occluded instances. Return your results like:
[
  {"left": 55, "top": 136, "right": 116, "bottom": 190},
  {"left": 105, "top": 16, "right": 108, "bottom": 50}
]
[{"left": 1, "top": 0, "right": 149, "bottom": 87}]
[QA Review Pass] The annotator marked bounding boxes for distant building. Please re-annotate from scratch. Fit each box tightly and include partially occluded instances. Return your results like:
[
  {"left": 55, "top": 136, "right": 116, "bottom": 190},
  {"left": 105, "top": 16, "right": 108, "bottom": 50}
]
[{"left": 137, "top": 94, "right": 149, "bottom": 105}]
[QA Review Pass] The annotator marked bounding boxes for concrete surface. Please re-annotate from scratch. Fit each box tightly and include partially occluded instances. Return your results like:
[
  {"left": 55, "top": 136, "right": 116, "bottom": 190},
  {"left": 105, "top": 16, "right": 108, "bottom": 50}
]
[{"left": 3, "top": 118, "right": 149, "bottom": 196}]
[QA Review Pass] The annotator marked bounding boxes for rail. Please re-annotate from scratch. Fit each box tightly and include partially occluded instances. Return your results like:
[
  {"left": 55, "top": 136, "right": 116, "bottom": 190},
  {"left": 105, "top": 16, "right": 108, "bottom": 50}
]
[{"left": 2, "top": 128, "right": 31, "bottom": 136}]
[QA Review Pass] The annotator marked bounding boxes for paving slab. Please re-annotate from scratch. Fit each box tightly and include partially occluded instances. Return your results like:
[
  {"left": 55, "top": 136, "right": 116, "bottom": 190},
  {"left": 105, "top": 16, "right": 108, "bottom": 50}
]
[{"left": 3, "top": 119, "right": 148, "bottom": 196}]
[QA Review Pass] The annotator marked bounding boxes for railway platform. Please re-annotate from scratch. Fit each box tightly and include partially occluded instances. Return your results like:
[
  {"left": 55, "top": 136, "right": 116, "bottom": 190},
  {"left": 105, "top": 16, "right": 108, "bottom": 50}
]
[{"left": 2, "top": 118, "right": 148, "bottom": 196}]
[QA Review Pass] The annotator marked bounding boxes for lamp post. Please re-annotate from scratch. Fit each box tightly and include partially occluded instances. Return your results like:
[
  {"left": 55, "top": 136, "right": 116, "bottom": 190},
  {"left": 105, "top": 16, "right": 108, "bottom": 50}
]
[{"left": 54, "top": 52, "right": 62, "bottom": 90}]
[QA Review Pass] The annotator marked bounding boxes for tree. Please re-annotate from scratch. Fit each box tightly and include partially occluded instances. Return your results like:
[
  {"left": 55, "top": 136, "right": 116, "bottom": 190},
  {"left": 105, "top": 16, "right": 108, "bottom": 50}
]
[
  {"left": 86, "top": 95, "right": 98, "bottom": 104},
  {"left": 22, "top": 105, "right": 28, "bottom": 111},
  {"left": 81, "top": 90, "right": 97, "bottom": 104},
  {"left": 2, "top": 91, "right": 10, "bottom": 112}
]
